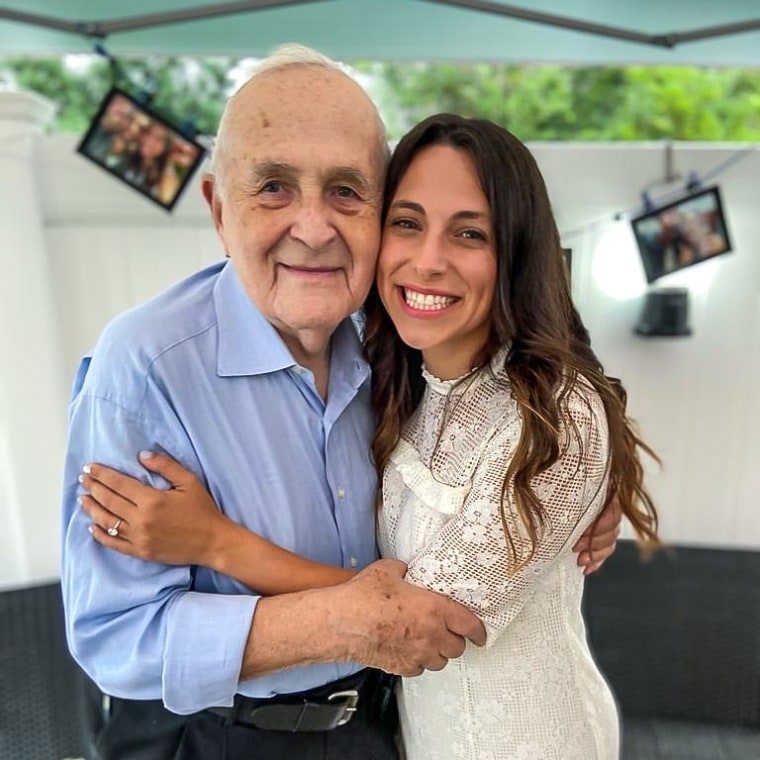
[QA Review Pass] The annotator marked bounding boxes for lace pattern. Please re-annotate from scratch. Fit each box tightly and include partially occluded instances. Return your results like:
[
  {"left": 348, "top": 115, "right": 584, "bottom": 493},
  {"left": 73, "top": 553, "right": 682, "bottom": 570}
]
[{"left": 378, "top": 359, "right": 620, "bottom": 759}]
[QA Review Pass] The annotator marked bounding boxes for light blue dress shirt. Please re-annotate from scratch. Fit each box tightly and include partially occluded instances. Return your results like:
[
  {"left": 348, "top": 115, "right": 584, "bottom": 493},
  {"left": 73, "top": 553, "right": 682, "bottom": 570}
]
[{"left": 61, "top": 261, "right": 378, "bottom": 714}]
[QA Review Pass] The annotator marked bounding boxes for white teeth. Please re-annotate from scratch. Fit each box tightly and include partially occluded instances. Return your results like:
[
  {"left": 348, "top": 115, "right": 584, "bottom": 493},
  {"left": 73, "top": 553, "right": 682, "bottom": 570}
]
[{"left": 403, "top": 288, "right": 456, "bottom": 311}]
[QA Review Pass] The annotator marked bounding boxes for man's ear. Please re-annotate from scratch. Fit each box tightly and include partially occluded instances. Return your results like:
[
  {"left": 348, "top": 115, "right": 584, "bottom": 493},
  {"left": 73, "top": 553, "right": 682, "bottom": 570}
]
[{"left": 201, "top": 173, "right": 226, "bottom": 246}]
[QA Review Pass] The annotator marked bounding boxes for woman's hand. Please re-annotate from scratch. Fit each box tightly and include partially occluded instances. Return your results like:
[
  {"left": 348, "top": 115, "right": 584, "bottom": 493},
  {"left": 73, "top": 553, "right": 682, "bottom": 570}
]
[
  {"left": 80, "top": 452, "right": 357, "bottom": 592},
  {"left": 79, "top": 451, "right": 226, "bottom": 566},
  {"left": 573, "top": 496, "right": 622, "bottom": 575}
]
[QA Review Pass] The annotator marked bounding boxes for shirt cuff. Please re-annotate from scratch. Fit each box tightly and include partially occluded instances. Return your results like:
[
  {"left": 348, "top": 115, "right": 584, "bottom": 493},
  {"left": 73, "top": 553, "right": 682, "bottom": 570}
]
[{"left": 163, "top": 591, "right": 258, "bottom": 714}]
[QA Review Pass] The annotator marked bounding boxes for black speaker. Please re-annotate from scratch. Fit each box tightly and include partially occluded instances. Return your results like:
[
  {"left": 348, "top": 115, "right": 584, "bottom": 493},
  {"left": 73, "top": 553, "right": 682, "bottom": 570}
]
[{"left": 635, "top": 287, "right": 692, "bottom": 337}]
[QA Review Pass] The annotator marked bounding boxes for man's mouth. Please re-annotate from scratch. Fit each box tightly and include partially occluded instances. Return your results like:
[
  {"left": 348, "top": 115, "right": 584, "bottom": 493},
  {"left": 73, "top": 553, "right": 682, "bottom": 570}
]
[{"left": 280, "top": 264, "right": 341, "bottom": 276}]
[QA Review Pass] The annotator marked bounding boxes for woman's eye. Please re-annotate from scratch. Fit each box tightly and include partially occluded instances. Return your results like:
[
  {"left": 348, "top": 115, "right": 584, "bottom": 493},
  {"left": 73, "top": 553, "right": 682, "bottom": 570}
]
[
  {"left": 390, "top": 218, "right": 418, "bottom": 230},
  {"left": 460, "top": 228, "right": 487, "bottom": 241}
]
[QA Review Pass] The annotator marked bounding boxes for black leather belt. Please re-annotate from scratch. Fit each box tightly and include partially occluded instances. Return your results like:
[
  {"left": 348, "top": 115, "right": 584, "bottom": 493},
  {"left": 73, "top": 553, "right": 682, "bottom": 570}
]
[{"left": 207, "top": 669, "right": 378, "bottom": 733}]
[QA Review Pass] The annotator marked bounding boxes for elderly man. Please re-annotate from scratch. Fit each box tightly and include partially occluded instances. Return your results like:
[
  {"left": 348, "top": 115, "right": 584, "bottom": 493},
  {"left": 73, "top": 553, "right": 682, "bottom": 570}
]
[
  {"left": 62, "top": 45, "right": 618, "bottom": 760},
  {"left": 82, "top": 93, "right": 135, "bottom": 163}
]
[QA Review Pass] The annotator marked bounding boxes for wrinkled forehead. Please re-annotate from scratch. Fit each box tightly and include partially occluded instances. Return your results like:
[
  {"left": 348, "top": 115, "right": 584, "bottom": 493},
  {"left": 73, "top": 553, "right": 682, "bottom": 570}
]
[{"left": 225, "top": 67, "right": 383, "bottom": 183}]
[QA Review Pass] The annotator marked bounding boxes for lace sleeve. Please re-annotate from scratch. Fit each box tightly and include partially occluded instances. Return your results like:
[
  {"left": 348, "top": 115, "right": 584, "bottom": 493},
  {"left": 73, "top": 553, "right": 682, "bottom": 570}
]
[{"left": 404, "top": 383, "right": 610, "bottom": 645}]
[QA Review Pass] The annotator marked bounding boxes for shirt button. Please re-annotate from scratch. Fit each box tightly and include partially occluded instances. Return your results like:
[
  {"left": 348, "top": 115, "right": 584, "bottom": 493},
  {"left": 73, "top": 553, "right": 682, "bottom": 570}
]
[
  {"left": 337, "top": 487, "right": 345, "bottom": 498},
  {"left": 350, "top": 556, "right": 358, "bottom": 568}
]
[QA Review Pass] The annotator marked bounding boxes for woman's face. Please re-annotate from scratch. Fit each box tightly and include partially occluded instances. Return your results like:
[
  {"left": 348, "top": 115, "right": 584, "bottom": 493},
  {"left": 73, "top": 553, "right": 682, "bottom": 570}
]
[
  {"left": 377, "top": 144, "right": 497, "bottom": 380},
  {"left": 140, "top": 124, "right": 169, "bottom": 160}
]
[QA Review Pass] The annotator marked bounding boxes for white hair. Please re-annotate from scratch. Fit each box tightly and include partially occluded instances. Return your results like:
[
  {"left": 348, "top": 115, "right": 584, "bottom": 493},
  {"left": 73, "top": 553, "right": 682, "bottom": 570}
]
[
  {"left": 254, "top": 42, "right": 344, "bottom": 77},
  {"left": 209, "top": 43, "right": 389, "bottom": 196}
]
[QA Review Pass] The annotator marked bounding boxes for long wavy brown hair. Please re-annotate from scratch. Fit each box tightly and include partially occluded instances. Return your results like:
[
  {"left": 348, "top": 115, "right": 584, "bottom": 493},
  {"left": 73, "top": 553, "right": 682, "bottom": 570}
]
[{"left": 364, "top": 113, "right": 659, "bottom": 564}]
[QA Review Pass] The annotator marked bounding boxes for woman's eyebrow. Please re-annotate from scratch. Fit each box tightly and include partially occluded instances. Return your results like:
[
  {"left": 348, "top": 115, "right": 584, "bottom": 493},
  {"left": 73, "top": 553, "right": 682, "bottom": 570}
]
[
  {"left": 389, "top": 203, "right": 490, "bottom": 222},
  {"left": 389, "top": 200, "right": 425, "bottom": 214},
  {"left": 452, "top": 210, "right": 490, "bottom": 221}
]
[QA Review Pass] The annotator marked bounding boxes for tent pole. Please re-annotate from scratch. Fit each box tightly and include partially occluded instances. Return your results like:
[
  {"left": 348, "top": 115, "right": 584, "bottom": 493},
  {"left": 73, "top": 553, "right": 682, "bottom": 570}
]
[
  {"left": 1, "top": 0, "right": 758, "bottom": 49},
  {"left": 423, "top": 0, "right": 759, "bottom": 48},
  {"left": 100, "top": 0, "right": 326, "bottom": 35},
  {"left": 668, "top": 18, "right": 760, "bottom": 44},
  {"left": 423, "top": 0, "right": 672, "bottom": 46}
]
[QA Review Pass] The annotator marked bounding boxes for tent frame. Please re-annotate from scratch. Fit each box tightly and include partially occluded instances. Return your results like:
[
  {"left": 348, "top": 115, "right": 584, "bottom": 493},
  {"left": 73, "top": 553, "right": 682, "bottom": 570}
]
[{"left": 1, "top": 0, "right": 759, "bottom": 49}]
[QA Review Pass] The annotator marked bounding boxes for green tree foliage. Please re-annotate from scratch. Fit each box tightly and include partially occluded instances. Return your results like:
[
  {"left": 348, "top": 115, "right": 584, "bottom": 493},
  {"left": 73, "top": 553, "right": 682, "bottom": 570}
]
[
  {"left": 357, "top": 62, "right": 760, "bottom": 142},
  {"left": 0, "top": 55, "right": 238, "bottom": 135},
  {"left": 0, "top": 57, "right": 112, "bottom": 133},
  {"left": 2, "top": 56, "right": 759, "bottom": 142}
]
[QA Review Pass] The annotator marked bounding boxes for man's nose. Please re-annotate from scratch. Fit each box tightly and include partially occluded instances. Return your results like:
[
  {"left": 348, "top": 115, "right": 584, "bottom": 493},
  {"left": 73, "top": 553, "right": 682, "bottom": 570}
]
[{"left": 289, "top": 198, "right": 338, "bottom": 251}]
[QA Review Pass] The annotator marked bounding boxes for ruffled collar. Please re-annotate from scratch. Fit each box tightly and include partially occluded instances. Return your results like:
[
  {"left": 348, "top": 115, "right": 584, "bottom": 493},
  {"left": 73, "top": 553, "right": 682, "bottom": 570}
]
[{"left": 422, "top": 345, "right": 510, "bottom": 396}]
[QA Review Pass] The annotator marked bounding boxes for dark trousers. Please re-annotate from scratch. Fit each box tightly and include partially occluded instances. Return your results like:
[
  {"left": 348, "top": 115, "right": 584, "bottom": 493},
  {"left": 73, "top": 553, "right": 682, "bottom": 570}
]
[{"left": 79, "top": 671, "right": 400, "bottom": 760}]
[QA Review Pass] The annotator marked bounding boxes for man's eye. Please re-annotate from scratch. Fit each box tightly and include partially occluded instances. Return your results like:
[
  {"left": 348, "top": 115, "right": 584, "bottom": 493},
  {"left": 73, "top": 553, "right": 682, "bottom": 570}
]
[
  {"left": 335, "top": 185, "right": 359, "bottom": 199},
  {"left": 261, "top": 181, "right": 284, "bottom": 193}
]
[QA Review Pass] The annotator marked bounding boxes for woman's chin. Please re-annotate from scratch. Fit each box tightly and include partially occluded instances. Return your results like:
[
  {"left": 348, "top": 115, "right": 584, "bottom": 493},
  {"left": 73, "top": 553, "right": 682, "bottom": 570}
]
[{"left": 393, "top": 329, "right": 431, "bottom": 353}]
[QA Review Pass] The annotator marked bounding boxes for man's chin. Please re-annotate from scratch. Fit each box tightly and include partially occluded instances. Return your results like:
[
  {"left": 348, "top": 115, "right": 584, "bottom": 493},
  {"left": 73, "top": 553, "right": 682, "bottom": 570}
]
[
  {"left": 272, "top": 308, "right": 347, "bottom": 338},
  {"left": 274, "top": 298, "right": 358, "bottom": 331}
]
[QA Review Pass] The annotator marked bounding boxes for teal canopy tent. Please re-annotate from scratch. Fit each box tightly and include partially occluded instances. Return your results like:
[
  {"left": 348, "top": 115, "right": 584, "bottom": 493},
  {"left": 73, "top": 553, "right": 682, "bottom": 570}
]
[{"left": 1, "top": 0, "right": 759, "bottom": 65}]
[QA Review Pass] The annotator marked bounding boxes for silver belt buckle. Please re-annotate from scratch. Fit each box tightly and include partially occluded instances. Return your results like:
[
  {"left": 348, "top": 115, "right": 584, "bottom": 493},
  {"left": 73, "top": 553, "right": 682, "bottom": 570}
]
[{"left": 327, "top": 689, "right": 360, "bottom": 726}]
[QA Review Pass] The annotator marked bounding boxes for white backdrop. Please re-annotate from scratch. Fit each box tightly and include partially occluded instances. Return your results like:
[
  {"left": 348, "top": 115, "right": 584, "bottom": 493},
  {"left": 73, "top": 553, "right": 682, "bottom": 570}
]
[{"left": 2, "top": 92, "right": 759, "bottom": 589}]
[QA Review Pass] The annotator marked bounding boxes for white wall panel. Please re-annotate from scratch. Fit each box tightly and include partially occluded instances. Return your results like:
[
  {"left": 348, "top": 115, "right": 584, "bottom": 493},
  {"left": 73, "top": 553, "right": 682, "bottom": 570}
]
[
  {"left": 537, "top": 144, "right": 760, "bottom": 550},
  {"left": 2, "top": 131, "right": 758, "bottom": 586}
]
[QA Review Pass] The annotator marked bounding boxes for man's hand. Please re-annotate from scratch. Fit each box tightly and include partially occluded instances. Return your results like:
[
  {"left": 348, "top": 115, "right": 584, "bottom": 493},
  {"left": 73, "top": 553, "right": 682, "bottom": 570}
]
[
  {"left": 573, "top": 497, "right": 622, "bottom": 575},
  {"left": 241, "top": 558, "right": 486, "bottom": 680},
  {"left": 337, "top": 559, "right": 487, "bottom": 676}
]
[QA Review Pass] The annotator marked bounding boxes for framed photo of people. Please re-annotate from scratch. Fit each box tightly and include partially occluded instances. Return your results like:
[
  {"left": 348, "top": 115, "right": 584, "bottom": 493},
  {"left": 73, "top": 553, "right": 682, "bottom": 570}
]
[
  {"left": 77, "top": 87, "right": 206, "bottom": 212},
  {"left": 630, "top": 186, "right": 732, "bottom": 283}
]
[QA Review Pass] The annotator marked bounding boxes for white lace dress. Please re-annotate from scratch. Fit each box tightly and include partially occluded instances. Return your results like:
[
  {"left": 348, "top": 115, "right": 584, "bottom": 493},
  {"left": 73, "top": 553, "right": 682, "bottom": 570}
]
[{"left": 378, "top": 354, "right": 620, "bottom": 760}]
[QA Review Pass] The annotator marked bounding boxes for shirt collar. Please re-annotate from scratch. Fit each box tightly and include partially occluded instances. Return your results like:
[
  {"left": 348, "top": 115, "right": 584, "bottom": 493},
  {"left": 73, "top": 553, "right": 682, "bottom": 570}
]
[
  {"left": 213, "top": 262, "right": 296, "bottom": 377},
  {"left": 329, "top": 313, "right": 371, "bottom": 391},
  {"left": 213, "top": 261, "right": 369, "bottom": 382}
]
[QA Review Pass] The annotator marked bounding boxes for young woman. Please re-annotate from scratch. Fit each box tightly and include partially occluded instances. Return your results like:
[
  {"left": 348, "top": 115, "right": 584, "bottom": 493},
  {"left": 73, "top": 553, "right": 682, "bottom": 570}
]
[
  {"left": 80, "top": 114, "right": 659, "bottom": 759},
  {"left": 122, "top": 121, "right": 175, "bottom": 201}
]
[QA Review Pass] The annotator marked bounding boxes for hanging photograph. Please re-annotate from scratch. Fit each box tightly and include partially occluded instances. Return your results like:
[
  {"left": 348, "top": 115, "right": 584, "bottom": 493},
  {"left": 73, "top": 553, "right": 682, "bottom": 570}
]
[
  {"left": 77, "top": 87, "right": 206, "bottom": 212},
  {"left": 630, "top": 186, "right": 732, "bottom": 283}
]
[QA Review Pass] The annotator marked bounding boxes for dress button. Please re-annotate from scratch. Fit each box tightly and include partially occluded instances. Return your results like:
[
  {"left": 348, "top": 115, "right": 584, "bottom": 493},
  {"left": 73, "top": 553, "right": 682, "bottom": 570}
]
[
  {"left": 337, "top": 487, "right": 345, "bottom": 498},
  {"left": 350, "top": 556, "right": 358, "bottom": 568}
]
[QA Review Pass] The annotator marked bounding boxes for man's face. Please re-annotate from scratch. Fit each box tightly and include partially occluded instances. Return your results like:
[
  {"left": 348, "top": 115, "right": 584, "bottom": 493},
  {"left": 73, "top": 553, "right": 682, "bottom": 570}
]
[
  {"left": 103, "top": 96, "right": 133, "bottom": 133},
  {"left": 205, "top": 67, "right": 384, "bottom": 349}
]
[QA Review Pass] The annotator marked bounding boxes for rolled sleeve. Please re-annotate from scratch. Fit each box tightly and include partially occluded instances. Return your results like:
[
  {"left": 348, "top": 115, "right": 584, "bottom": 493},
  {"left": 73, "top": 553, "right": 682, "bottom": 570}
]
[{"left": 163, "top": 592, "right": 258, "bottom": 713}]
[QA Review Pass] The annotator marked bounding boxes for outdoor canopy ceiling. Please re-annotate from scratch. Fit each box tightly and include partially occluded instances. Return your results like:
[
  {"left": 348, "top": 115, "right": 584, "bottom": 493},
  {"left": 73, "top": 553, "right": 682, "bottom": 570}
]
[{"left": 1, "top": 0, "right": 759, "bottom": 67}]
